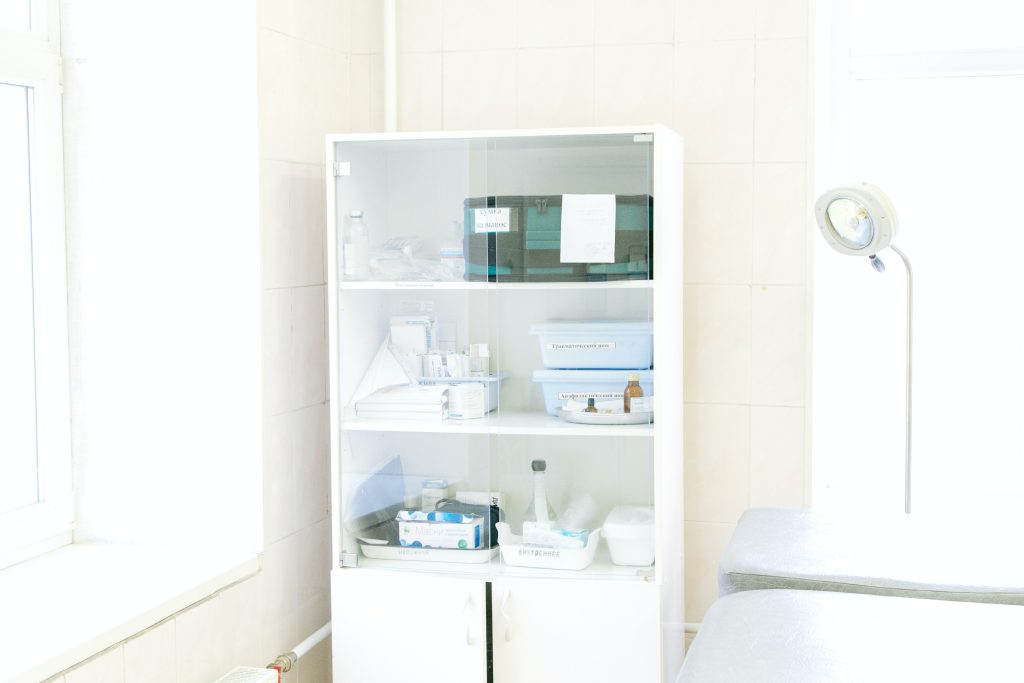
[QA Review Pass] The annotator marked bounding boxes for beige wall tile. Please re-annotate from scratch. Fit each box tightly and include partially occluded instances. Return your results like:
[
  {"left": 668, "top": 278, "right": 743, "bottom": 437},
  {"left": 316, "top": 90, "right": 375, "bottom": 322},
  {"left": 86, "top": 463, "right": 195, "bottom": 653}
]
[
  {"left": 259, "top": 534, "right": 300, "bottom": 658},
  {"left": 174, "top": 597, "right": 225, "bottom": 683},
  {"left": 674, "top": 41, "right": 755, "bottom": 163},
  {"left": 755, "top": 0, "right": 808, "bottom": 39},
  {"left": 349, "top": 53, "right": 385, "bottom": 132},
  {"left": 296, "top": 517, "right": 333, "bottom": 639},
  {"left": 263, "top": 411, "right": 296, "bottom": 544},
  {"left": 684, "top": 403, "right": 750, "bottom": 522},
  {"left": 750, "top": 405, "right": 806, "bottom": 507},
  {"left": 262, "top": 286, "right": 328, "bottom": 416},
  {"left": 399, "top": 52, "right": 444, "bottom": 131},
  {"left": 683, "top": 163, "right": 753, "bottom": 284},
  {"left": 684, "top": 285, "right": 752, "bottom": 404},
  {"left": 327, "top": 0, "right": 352, "bottom": 55},
  {"left": 754, "top": 38, "right": 808, "bottom": 162},
  {"left": 753, "top": 162, "right": 808, "bottom": 285},
  {"left": 517, "top": 47, "right": 595, "bottom": 127},
  {"left": 442, "top": 50, "right": 517, "bottom": 129},
  {"left": 123, "top": 622, "right": 175, "bottom": 683},
  {"left": 397, "top": 0, "right": 443, "bottom": 52},
  {"left": 684, "top": 521, "right": 735, "bottom": 622},
  {"left": 219, "top": 576, "right": 264, "bottom": 668},
  {"left": 259, "top": 0, "right": 330, "bottom": 45},
  {"left": 294, "top": 403, "right": 331, "bottom": 530},
  {"left": 751, "top": 284, "right": 806, "bottom": 406},
  {"left": 325, "top": 50, "right": 352, "bottom": 134},
  {"left": 350, "top": 0, "right": 383, "bottom": 54},
  {"left": 259, "top": 30, "right": 336, "bottom": 165},
  {"left": 443, "top": 0, "right": 516, "bottom": 51},
  {"left": 66, "top": 647, "right": 124, "bottom": 683},
  {"left": 595, "top": 0, "right": 675, "bottom": 45},
  {"left": 594, "top": 44, "right": 673, "bottom": 126},
  {"left": 675, "top": 0, "right": 755, "bottom": 42},
  {"left": 295, "top": 636, "right": 332, "bottom": 683},
  {"left": 261, "top": 161, "right": 326, "bottom": 290},
  {"left": 516, "top": 0, "right": 595, "bottom": 48}
]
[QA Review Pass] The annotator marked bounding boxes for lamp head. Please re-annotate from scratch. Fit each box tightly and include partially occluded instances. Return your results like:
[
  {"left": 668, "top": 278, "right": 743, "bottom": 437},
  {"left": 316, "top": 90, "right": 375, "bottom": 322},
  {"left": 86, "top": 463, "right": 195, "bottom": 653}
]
[{"left": 814, "top": 183, "right": 899, "bottom": 257}]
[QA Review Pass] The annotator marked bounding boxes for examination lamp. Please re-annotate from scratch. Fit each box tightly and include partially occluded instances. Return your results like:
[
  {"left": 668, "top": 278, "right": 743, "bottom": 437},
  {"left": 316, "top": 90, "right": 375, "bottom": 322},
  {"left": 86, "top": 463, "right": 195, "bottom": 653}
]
[{"left": 814, "top": 183, "right": 914, "bottom": 514}]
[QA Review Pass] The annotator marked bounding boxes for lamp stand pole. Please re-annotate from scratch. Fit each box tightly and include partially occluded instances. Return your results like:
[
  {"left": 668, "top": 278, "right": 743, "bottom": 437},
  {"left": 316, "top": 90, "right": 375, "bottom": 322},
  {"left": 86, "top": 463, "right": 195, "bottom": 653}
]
[{"left": 890, "top": 245, "right": 913, "bottom": 514}]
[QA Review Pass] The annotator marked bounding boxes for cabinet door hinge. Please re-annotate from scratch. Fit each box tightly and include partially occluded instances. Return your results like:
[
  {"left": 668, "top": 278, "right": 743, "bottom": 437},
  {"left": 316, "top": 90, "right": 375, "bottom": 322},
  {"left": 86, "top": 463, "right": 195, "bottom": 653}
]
[
  {"left": 340, "top": 551, "right": 358, "bottom": 568},
  {"left": 333, "top": 161, "right": 351, "bottom": 177},
  {"left": 633, "top": 133, "right": 653, "bottom": 143}
]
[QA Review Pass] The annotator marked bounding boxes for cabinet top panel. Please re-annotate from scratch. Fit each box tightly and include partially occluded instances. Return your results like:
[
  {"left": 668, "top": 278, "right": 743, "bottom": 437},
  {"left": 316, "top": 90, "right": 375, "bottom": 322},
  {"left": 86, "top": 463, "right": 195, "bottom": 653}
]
[{"left": 326, "top": 124, "right": 680, "bottom": 146}]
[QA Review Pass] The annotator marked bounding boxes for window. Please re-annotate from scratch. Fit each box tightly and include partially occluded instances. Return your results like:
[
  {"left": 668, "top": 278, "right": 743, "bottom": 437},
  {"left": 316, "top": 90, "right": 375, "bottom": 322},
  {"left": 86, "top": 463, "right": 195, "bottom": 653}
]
[
  {"left": 0, "top": 0, "right": 72, "bottom": 568},
  {"left": 813, "top": 0, "right": 1024, "bottom": 514}
]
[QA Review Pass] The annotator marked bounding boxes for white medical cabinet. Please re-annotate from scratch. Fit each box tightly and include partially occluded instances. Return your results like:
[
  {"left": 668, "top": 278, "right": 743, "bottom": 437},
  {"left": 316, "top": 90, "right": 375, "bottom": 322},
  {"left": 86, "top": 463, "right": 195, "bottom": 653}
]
[{"left": 326, "top": 127, "right": 684, "bottom": 683}]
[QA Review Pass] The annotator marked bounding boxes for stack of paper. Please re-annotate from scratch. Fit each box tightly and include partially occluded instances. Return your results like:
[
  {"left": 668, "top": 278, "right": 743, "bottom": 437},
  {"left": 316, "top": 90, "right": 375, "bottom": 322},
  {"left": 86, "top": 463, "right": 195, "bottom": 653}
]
[{"left": 355, "top": 384, "right": 449, "bottom": 421}]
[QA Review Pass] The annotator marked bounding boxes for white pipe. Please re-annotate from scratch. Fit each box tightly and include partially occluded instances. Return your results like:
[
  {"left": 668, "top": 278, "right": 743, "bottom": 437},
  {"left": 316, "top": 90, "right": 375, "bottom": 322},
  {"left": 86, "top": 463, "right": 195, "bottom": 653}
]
[
  {"left": 268, "top": 622, "right": 332, "bottom": 673},
  {"left": 383, "top": 0, "right": 397, "bottom": 132},
  {"left": 294, "top": 622, "right": 332, "bottom": 659}
]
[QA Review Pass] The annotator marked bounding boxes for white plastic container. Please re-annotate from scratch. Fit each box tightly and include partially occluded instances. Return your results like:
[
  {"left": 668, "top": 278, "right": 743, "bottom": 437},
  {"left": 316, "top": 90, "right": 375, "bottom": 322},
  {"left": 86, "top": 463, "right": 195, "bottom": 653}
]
[
  {"left": 532, "top": 369, "right": 654, "bottom": 416},
  {"left": 418, "top": 374, "right": 505, "bottom": 413},
  {"left": 529, "top": 320, "right": 653, "bottom": 369},
  {"left": 496, "top": 522, "right": 601, "bottom": 571},
  {"left": 603, "top": 505, "right": 655, "bottom": 566}
]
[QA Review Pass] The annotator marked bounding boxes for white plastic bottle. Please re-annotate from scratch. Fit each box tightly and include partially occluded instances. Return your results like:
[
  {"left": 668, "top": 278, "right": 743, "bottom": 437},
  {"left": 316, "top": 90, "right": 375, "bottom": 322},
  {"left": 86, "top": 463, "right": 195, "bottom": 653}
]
[{"left": 344, "top": 210, "right": 370, "bottom": 280}]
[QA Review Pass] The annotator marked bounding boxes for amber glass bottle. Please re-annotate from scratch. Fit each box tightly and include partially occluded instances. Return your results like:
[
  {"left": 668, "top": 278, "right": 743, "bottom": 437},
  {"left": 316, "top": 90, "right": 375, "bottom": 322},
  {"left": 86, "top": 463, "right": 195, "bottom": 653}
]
[{"left": 623, "top": 373, "right": 644, "bottom": 413}]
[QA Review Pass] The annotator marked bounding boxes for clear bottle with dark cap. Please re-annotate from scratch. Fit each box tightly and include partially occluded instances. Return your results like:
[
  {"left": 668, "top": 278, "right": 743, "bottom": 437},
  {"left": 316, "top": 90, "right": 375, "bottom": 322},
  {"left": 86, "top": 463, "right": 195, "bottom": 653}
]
[{"left": 523, "top": 459, "right": 558, "bottom": 528}]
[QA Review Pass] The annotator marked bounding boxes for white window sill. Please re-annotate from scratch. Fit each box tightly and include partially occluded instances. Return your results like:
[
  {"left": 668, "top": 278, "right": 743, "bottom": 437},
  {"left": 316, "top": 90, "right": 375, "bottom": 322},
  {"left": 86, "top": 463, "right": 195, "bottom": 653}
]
[{"left": 0, "top": 543, "right": 259, "bottom": 683}]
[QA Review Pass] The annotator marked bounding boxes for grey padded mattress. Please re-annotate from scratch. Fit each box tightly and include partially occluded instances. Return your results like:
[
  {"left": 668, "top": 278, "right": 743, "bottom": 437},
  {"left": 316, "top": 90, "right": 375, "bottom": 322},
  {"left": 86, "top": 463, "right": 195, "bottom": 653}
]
[
  {"left": 719, "top": 508, "right": 1024, "bottom": 604},
  {"left": 678, "top": 589, "right": 1024, "bottom": 682}
]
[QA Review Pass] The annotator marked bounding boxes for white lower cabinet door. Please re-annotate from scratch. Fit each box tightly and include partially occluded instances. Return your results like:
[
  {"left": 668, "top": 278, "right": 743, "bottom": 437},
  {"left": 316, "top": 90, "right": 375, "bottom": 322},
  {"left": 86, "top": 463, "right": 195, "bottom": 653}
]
[
  {"left": 492, "top": 578, "right": 661, "bottom": 683},
  {"left": 331, "top": 569, "right": 488, "bottom": 683}
]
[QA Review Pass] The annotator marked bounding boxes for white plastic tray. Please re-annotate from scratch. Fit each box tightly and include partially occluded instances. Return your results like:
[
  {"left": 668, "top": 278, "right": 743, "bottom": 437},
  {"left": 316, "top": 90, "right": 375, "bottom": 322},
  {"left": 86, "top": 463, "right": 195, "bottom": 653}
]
[
  {"left": 559, "top": 409, "right": 654, "bottom": 426},
  {"left": 496, "top": 523, "right": 602, "bottom": 570},
  {"left": 357, "top": 540, "right": 498, "bottom": 563}
]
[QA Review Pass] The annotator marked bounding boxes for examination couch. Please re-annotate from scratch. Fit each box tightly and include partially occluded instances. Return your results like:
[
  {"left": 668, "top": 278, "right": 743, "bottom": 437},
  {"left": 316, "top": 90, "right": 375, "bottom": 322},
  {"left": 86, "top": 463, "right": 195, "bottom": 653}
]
[{"left": 677, "top": 507, "right": 1024, "bottom": 681}]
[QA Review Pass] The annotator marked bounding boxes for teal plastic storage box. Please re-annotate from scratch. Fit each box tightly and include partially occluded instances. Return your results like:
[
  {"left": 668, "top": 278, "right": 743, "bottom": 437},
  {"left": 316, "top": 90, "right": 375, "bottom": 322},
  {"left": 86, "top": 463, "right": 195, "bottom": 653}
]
[
  {"left": 463, "top": 196, "right": 526, "bottom": 282},
  {"left": 532, "top": 369, "right": 655, "bottom": 416},
  {"left": 463, "top": 195, "right": 653, "bottom": 282}
]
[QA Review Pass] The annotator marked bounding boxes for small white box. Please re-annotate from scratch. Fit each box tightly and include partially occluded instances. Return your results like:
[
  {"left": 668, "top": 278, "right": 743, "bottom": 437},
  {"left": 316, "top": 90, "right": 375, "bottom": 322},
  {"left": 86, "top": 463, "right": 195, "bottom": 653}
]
[{"left": 603, "top": 505, "right": 655, "bottom": 566}]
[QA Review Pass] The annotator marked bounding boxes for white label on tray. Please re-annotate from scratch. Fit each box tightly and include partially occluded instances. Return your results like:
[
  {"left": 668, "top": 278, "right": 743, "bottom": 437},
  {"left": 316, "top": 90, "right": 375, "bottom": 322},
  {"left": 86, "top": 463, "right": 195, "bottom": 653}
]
[
  {"left": 557, "top": 391, "right": 622, "bottom": 401},
  {"left": 545, "top": 341, "right": 617, "bottom": 351},
  {"left": 474, "top": 207, "right": 511, "bottom": 233}
]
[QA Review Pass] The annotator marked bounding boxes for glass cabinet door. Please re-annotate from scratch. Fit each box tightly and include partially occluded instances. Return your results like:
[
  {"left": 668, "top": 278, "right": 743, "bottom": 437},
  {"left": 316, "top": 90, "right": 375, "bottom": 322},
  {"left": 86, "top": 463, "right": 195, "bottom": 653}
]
[{"left": 331, "top": 132, "right": 658, "bottom": 583}]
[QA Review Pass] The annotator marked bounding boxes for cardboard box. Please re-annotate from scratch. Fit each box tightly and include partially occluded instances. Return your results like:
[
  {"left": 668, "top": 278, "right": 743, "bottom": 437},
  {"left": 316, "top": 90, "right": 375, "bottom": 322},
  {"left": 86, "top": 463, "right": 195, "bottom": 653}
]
[{"left": 397, "top": 510, "right": 483, "bottom": 550}]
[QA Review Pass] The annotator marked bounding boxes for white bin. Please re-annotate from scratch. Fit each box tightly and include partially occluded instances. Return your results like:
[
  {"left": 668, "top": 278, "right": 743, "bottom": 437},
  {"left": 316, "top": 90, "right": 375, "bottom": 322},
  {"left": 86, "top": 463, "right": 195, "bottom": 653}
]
[
  {"left": 603, "top": 505, "right": 655, "bottom": 566},
  {"left": 529, "top": 320, "right": 653, "bottom": 369},
  {"left": 532, "top": 369, "right": 654, "bottom": 416}
]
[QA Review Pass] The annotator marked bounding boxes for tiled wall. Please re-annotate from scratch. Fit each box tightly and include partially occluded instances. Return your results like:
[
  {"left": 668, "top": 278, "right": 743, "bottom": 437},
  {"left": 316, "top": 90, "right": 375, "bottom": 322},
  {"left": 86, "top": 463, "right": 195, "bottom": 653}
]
[
  {"left": 383, "top": 0, "right": 813, "bottom": 624},
  {"left": 50, "top": 1, "right": 350, "bottom": 681}
]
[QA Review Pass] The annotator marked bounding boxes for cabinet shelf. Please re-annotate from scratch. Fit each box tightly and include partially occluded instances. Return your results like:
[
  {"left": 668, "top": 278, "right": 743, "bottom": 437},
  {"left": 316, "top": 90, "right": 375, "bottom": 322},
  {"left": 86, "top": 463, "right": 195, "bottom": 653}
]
[
  {"left": 339, "top": 280, "right": 654, "bottom": 292},
  {"left": 354, "top": 546, "right": 652, "bottom": 583},
  {"left": 342, "top": 409, "right": 653, "bottom": 437}
]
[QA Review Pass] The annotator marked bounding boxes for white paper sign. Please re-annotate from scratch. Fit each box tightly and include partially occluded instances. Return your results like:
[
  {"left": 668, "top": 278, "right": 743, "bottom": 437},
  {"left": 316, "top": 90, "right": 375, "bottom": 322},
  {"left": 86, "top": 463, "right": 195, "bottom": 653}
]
[
  {"left": 560, "top": 194, "right": 616, "bottom": 263},
  {"left": 474, "top": 207, "right": 511, "bottom": 233}
]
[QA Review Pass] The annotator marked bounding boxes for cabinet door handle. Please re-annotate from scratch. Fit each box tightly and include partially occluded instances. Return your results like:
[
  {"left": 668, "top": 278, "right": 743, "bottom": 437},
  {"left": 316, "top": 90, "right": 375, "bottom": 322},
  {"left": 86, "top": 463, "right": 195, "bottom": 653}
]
[
  {"left": 463, "top": 593, "right": 476, "bottom": 646},
  {"left": 500, "top": 587, "right": 512, "bottom": 642}
]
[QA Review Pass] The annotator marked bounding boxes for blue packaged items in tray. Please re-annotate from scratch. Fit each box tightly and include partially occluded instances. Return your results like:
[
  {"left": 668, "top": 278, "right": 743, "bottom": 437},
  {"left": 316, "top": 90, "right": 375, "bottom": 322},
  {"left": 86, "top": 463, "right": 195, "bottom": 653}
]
[
  {"left": 397, "top": 510, "right": 484, "bottom": 549},
  {"left": 463, "top": 195, "right": 653, "bottom": 282}
]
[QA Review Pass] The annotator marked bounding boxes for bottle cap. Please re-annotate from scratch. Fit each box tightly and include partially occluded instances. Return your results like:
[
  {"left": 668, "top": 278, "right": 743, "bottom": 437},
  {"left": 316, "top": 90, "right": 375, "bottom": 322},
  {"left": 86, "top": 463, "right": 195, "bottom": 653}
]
[
  {"left": 531, "top": 459, "right": 546, "bottom": 472},
  {"left": 587, "top": 398, "right": 596, "bottom": 406},
  {"left": 423, "top": 479, "right": 448, "bottom": 489},
  {"left": 350, "top": 210, "right": 364, "bottom": 218},
  {"left": 627, "top": 372, "right": 640, "bottom": 382}
]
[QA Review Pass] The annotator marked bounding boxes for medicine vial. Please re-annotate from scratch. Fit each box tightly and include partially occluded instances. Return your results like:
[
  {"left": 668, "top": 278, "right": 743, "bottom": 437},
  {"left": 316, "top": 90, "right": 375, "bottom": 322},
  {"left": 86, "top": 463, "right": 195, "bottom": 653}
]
[
  {"left": 344, "top": 210, "right": 370, "bottom": 280},
  {"left": 421, "top": 479, "right": 449, "bottom": 511},
  {"left": 623, "top": 372, "right": 644, "bottom": 413}
]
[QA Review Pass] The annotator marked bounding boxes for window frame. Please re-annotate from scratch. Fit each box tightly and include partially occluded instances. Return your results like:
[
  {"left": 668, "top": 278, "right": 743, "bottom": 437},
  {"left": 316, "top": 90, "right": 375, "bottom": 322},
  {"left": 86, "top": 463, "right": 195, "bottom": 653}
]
[
  {"left": 813, "top": 0, "right": 1024, "bottom": 509},
  {"left": 0, "top": 0, "right": 73, "bottom": 569}
]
